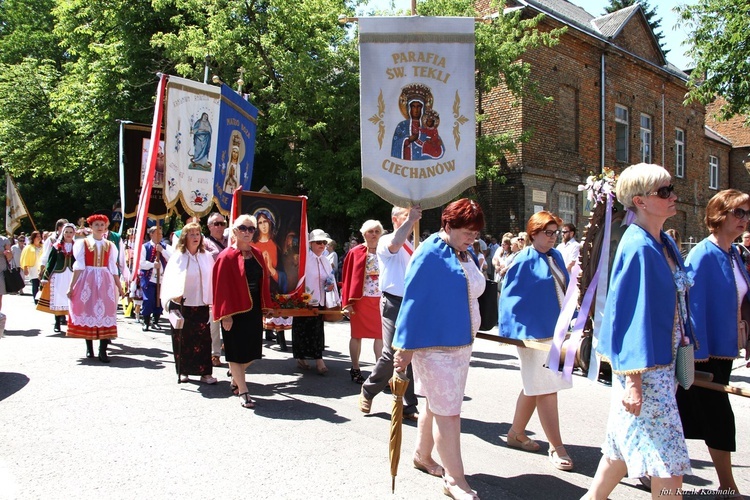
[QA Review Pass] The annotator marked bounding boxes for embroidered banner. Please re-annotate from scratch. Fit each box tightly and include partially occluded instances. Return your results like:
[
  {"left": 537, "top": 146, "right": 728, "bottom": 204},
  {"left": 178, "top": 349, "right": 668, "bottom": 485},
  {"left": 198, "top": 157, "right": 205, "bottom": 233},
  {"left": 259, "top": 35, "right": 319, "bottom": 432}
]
[
  {"left": 164, "top": 76, "right": 221, "bottom": 217},
  {"left": 359, "top": 17, "right": 476, "bottom": 209},
  {"left": 121, "top": 122, "right": 168, "bottom": 220},
  {"left": 213, "top": 86, "right": 258, "bottom": 214}
]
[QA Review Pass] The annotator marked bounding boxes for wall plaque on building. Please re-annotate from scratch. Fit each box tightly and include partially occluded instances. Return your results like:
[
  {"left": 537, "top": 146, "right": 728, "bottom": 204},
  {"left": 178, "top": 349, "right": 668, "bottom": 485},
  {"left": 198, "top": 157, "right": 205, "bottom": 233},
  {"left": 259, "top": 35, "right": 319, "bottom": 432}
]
[{"left": 532, "top": 190, "right": 547, "bottom": 204}]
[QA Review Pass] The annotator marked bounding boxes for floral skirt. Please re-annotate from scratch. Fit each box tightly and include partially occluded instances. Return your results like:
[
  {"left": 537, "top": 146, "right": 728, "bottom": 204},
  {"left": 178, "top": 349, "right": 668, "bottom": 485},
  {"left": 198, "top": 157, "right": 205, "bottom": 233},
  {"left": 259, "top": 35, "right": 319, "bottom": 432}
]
[
  {"left": 602, "top": 365, "right": 691, "bottom": 478},
  {"left": 412, "top": 345, "right": 472, "bottom": 416}
]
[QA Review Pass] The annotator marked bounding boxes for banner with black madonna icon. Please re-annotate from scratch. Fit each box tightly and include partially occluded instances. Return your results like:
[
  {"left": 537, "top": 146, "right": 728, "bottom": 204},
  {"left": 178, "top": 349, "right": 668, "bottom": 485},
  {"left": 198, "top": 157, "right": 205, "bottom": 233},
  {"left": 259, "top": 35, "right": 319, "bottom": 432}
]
[{"left": 359, "top": 17, "right": 476, "bottom": 209}]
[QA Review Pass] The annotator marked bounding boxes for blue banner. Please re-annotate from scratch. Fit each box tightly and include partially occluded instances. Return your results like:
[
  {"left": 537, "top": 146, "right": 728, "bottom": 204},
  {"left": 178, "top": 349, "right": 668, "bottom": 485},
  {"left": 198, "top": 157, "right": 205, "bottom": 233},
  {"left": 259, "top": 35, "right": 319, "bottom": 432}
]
[{"left": 214, "top": 85, "right": 258, "bottom": 213}]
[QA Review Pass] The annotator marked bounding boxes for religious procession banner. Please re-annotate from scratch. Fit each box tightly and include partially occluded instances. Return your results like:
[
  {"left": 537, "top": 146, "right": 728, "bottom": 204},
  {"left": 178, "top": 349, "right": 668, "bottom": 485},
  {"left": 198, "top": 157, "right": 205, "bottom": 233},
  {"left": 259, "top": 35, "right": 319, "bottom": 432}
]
[
  {"left": 121, "top": 122, "right": 168, "bottom": 220},
  {"left": 164, "top": 76, "right": 222, "bottom": 217},
  {"left": 5, "top": 174, "right": 30, "bottom": 235},
  {"left": 359, "top": 17, "right": 476, "bottom": 209},
  {"left": 213, "top": 85, "right": 258, "bottom": 213}
]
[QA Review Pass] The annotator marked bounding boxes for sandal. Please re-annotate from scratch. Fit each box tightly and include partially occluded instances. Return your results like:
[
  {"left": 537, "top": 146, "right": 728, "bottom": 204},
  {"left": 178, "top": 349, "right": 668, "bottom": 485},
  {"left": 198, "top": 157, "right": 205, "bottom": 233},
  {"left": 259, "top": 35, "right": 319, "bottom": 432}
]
[
  {"left": 506, "top": 429, "right": 540, "bottom": 453},
  {"left": 230, "top": 381, "right": 239, "bottom": 396},
  {"left": 548, "top": 446, "right": 574, "bottom": 471},
  {"left": 349, "top": 368, "right": 365, "bottom": 384},
  {"left": 211, "top": 355, "right": 221, "bottom": 367},
  {"left": 442, "top": 479, "right": 479, "bottom": 500},
  {"left": 239, "top": 392, "right": 255, "bottom": 409},
  {"left": 296, "top": 359, "right": 310, "bottom": 370},
  {"left": 413, "top": 453, "right": 444, "bottom": 477}
]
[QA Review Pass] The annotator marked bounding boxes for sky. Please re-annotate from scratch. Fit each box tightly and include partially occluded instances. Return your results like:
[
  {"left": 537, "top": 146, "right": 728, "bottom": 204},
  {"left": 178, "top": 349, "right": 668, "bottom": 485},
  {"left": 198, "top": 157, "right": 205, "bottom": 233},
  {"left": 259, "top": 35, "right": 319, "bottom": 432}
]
[{"left": 356, "top": 0, "right": 693, "bottom": 71}]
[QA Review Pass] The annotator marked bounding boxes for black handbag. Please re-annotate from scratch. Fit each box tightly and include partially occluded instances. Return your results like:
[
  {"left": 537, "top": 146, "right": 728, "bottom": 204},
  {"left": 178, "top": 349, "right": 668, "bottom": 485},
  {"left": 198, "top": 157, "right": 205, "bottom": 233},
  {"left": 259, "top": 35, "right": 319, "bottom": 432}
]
[
  {"left": 478, "top": 279, "right": 498, "bottom": 331},
  {"left": 4, "top": 263, "right": 25, "bottom": 293}
]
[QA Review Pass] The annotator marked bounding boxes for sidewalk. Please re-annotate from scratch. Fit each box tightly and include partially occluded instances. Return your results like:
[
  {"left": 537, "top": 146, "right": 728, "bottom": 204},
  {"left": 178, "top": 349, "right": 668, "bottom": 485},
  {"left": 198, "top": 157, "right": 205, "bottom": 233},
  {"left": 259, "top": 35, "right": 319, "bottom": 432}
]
[{"left": 0, "top": 289, "right": 748, "bottom": 499}]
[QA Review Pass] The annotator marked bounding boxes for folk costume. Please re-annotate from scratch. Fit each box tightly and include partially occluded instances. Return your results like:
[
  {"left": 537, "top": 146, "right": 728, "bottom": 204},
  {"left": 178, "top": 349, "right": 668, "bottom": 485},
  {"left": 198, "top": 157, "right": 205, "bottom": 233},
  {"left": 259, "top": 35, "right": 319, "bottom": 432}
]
[
  {"left": 212, "top": 246, "right": 272, "bottom": 364},
  {"left": 597, "top": 224, "right": 692, "bottom": 479},
  {"left": 292, "top": 247, "right": 340, "bottom": 363},
  {"left": 341, "top": 243, "right": 382, "bottom": 340},
  {"left": 39, "top": 224, "right": 76, "bottom": 331},
  {"left": 139, "top": 239, "right": 172, "bottom": 330},
  {"left": 392, "top": 234, "right": 485, "bottom": 416},
  {"left": 677, "top": 238, "right": 750, "bottom": 453},
  {"left": 67, "top": 231, "right": 119, "bottom": 362},
  {"left": 160, "top": 248, "right": 215, "bottom": 378},
  {"left": 499, "top": 245, "right": 572, "bottom": 395}
]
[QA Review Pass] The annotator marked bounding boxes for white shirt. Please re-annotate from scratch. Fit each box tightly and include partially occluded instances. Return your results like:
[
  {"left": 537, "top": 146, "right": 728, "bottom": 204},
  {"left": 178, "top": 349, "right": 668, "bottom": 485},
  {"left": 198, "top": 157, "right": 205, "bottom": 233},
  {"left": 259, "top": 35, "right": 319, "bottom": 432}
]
[
  {"left": 556, "top": 237, "right": 580, "bottom": 268},
  {"left": 376, "top": 232, "right": 412, "bottom": 298}
]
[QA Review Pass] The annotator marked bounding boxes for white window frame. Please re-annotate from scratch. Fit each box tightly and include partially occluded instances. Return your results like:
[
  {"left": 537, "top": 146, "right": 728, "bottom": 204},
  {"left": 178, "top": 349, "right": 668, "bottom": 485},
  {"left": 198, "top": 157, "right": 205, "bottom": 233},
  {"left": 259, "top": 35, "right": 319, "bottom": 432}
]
[
  {"left": 709, "top": 155, "right": 719, "bottom": 189},
  {"left": 615, "top": 105, "right": 629, "bottom": 162},
  {"left": 558, "top": 192, "right": 576, "bottom": 227},
  {"left": 640, "top": 113, "right": 652, "bottom": 163},
  {"left": 675, "top": 128, "right": 685, "bottom": 178}
]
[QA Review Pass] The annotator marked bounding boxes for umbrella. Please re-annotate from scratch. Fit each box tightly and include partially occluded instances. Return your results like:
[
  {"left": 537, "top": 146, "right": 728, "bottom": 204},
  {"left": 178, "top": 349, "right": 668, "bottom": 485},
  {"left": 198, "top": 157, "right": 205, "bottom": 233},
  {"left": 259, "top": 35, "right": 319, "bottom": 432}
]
[{"left": 388, "top": 370, "right": 410, "bottom": 493}]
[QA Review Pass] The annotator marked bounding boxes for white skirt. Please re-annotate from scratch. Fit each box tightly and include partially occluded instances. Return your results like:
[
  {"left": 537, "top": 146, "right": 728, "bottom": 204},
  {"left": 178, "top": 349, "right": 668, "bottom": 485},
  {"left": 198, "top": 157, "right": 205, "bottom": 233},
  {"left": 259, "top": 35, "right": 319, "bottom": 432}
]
[
  {"left": 49, "top": 269, "right": 73, "bottom": 311},
  {"left": 413, "top": 345, "right": 472, "bottom": 416},
  {"left": 517, "top": 340, "right": 573, "bottom": 396}
]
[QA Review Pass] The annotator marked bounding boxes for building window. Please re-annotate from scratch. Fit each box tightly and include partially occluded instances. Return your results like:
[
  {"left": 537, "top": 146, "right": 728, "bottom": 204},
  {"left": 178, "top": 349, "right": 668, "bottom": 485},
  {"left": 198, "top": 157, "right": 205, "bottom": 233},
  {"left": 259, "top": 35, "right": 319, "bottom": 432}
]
[
  {"left": 558, "top": 86, "right": 578, "bottom": 151},
  {"left": 709, "top": 155, "right": 719, "bottom": 189},
  {"left": 640, "top": 113, "right": 652, "bottom": 163},
  {"left": 558, "top": 192, "right": 576, "bottom": 226},
  {"left": 675, "top": 129, "right": 685, "bottom": 178},
  {"left": 615, "top": 105, "right": 628, "bottom": 162}
]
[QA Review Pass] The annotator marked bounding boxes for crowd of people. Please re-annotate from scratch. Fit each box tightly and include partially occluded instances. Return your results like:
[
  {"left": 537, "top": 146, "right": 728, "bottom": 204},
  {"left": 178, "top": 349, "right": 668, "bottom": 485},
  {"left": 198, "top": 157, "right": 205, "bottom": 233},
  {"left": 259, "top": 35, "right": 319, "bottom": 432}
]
[{"left": 1, "top": 162, "right": 747, "bottom": 499}]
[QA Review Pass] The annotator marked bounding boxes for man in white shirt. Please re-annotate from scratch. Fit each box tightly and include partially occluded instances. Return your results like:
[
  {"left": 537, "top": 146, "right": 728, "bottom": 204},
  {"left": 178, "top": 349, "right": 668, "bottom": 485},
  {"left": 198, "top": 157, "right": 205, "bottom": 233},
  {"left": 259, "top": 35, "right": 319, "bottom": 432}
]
[
  {"left": 203, "top": 212, "right": 229, "bottom": 363},
  {"left": 359, "top": 205, "right": 421, "bottom": 421},
  {"left": 556, "top": 223, "right": 580, "bottom": 271}
]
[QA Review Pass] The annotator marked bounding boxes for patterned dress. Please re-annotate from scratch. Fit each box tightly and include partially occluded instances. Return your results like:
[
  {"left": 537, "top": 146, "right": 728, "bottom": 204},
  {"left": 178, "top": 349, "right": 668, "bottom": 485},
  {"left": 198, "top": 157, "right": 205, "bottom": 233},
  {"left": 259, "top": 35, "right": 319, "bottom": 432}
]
[
  {"left": 67, "top": 237, "right": 119, "bottom": 340},
  {"left": 350, "top": 251, "right": 382, "bottom": 340},
  {"left": 601, "top": 270, "right": 691, "bottom": 479}
]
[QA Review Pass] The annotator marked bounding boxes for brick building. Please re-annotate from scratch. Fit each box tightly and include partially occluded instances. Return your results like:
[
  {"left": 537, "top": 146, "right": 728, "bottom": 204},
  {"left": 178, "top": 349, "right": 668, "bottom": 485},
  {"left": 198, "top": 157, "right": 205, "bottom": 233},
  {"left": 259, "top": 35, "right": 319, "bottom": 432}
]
[
  {"left": 468, "top": 0, "right": 735, "bottom": 246},
  {"left": 705, "top": 98, "right": 750, "bottom": 200}
]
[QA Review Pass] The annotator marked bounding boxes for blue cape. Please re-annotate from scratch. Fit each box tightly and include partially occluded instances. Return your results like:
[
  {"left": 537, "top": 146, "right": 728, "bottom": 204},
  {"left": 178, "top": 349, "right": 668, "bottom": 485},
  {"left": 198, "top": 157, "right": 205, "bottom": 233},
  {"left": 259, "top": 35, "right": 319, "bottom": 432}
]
[
  {"left": 686, "top": 238, "right": 750, "bottom": 360},
  {"left": 392, "top": 234, "right": 472, "bottom": 350},
  {"left": 499, "top": 245, "right": 568, "bottom": 340},
  {"left": 597, "top": 224, "right": 683, "bottom": 373}
]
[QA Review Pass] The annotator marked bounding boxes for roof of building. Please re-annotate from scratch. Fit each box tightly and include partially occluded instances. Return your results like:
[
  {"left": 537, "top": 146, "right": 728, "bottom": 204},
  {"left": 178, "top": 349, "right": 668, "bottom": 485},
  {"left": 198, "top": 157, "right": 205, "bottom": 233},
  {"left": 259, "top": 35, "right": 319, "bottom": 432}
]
[
  {"left": 705, "top": 99, "right": 750, "bottom": 147},
  {"left": 515, "top": 0, "right": 685, "bottom": 78},
  {"left": 704, "top": 126, "right": 733, "bottom": 147}
]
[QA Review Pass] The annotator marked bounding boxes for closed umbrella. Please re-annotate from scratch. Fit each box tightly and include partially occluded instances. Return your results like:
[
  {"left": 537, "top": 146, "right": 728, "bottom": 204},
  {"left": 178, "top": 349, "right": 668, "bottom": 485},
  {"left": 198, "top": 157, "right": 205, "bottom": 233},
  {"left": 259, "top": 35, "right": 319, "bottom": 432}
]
[{"left": 389, "top": 370, "right": 410, "bottom": 492}]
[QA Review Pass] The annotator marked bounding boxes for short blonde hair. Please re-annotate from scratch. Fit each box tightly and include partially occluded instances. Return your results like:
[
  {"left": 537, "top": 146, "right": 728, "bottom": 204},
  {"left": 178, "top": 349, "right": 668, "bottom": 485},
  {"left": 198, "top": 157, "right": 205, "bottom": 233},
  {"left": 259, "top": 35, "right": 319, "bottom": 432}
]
[
  {"left": 616, "top": 163, "right": 671, "bottom": 210},
  {"left": 360, "top": 219, "right": 384, "bottom": 235},
  {"left": 232, "top": 214, "right": 257, "bottom": 229}
]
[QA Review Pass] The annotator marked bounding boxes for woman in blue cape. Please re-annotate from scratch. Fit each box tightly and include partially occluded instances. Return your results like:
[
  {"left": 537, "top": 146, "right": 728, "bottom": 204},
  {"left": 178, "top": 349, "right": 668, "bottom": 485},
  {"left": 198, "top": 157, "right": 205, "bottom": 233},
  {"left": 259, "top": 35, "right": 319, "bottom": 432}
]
[
  {"left": 499, "top": 211, "right": 574, "bottom": 472},
  {"left": 677, "top": 189, "right": 749, "bottom": 498},
  {"left": 584, "top": 164, "right": 692, "bottom": 500},
  {"left": 393, "top": 199, "right": 486, "bottom": 500}
]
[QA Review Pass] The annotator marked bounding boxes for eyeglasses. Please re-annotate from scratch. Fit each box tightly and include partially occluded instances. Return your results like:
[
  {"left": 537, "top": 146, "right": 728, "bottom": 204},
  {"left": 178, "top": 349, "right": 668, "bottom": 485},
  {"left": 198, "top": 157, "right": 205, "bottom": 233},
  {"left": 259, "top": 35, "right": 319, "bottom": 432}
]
[
  {"left": 311, "top": 241, "right": 327, "bottom": 245},
  {"left": 235, "top": 225, "right": 257, "bottom": 233},
  {"left": 645, "top": 184, "right": 675, "bottom": 199},
  {"left": 729, "top": 208, "right": 750, "bottom": 220},
  {"left": 212, "top": 221, "right": 227, "bottom": 227},
  {"left": 541, "top": 230, "right": 560, "bottom": 237}
]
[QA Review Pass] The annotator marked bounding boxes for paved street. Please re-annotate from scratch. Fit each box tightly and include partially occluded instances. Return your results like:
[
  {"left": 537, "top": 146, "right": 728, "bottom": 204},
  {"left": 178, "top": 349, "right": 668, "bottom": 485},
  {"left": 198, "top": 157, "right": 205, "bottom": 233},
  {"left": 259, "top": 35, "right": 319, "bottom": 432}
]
[{"left": 0, "top": 288, "right": 748, "bottom": 500}]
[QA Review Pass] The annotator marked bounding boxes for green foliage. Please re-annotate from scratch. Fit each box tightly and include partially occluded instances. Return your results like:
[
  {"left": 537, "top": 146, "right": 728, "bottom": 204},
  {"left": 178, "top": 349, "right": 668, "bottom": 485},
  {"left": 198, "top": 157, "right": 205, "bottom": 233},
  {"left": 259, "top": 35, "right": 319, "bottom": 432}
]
[
  {"left": 603, "top": 0, "right": 668, "bottom": 55},
  {"left": 0, "top": 0, "right": 563, "bottom": 233},
  {"left": 677, "top": 0, "right": 750, "bottom": 122}
]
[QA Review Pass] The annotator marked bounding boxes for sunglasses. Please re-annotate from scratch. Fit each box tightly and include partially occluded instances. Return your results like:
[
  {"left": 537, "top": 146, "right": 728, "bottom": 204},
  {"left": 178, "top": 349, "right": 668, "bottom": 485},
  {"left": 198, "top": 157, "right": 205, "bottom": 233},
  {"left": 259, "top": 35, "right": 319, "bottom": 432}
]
[
  {"left": 729, "top": 208, "right": 750, "bottom": 220},
  {"left": 311, "top": 241, "right": 327, "bottom": 245},
  {"left": 212, "top": 221, "right": 227, "bottom": 227},
  {"left": 235, "top": 225, "right": 257, "bottom": 233},
  {"left": 541, "top": 230, "right": 560, "bottom": 237},
  {"left": 645, "top": 184, "right": 675, "bottom": 199}
]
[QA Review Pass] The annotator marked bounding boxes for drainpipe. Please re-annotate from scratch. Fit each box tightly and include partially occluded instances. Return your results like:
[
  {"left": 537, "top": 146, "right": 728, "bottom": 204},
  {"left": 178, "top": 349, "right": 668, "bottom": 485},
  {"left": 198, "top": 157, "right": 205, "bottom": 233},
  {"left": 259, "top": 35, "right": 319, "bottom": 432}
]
[
  {"left": 600, "top": 52, "right": 606, "bottom": 173},
  {"left": 661, "top": 83, "right": 666, "bottom": 164}
]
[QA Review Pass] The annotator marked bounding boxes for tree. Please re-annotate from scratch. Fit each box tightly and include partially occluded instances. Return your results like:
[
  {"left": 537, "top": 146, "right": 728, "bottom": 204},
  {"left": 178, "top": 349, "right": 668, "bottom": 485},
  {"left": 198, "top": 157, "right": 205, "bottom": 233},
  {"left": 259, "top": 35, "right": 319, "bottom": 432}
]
[
  {"left": 676, "top": 0, "right": 750, "bottom": 122},
  {"left": 603, "top": 0, "right": 668, "bottom": 55}
]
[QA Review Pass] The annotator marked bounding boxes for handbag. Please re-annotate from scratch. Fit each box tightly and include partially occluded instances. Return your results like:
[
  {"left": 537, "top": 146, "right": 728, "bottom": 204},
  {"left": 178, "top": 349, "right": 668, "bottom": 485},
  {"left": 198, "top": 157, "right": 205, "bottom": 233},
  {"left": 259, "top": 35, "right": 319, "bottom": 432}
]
[
  {"left": 3, "top": 263, "right": 25, "bottom": 294},
  {"left": 477, "top": 279, "right": 498, "bottom": 331},
  {"left": 676, "top": 339, "right": 695, "bottom": 390}
]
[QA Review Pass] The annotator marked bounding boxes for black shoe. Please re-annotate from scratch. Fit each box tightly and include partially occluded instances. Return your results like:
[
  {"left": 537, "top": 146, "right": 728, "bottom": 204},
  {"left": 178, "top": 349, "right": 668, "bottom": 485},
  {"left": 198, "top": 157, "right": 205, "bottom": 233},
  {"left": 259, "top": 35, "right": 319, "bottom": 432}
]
[
  {"left": 264, "top": 329, "right": 276, "bottom": 341},
  {"left": 98, "top": 340, "right": 110, "bottom": 363},
  {"left": 350, "top": 368, "right": 365, "bottom": 384},
  {"left": 53, "top": 324, "right": 61, "bottom": 333},
  {"left": 85, "top": 340, "right": 95, "bottom": 358},
  {"left": 277, "top": 331, "right": 288, "bottom": 351}
]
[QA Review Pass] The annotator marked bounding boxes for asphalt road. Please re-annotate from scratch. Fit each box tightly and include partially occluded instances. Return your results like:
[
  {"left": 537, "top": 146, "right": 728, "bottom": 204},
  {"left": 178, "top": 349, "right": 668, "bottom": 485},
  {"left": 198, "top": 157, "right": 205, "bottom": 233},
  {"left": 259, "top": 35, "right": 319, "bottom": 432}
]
[{"left": 0, "top": 288, "right": 748, "bottom": 500}]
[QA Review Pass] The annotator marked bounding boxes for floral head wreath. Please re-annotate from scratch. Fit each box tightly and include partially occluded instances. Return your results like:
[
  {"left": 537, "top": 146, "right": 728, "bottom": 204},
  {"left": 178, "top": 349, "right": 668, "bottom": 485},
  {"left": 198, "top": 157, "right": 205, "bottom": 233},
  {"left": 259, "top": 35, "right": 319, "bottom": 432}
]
[{"left": 86, "top": 214, "right": 109, "bottom": 226}]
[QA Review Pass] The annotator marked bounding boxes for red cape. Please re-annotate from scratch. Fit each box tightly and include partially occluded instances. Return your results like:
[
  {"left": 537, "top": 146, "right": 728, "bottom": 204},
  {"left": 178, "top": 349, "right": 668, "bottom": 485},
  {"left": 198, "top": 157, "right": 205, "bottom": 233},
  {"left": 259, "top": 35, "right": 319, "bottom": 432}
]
[
  {"left": 212, "top": 246, "right": 272, "bottom": 321},
  {"left": 341, "top": 244, "right": 369, "bottom": 308}
]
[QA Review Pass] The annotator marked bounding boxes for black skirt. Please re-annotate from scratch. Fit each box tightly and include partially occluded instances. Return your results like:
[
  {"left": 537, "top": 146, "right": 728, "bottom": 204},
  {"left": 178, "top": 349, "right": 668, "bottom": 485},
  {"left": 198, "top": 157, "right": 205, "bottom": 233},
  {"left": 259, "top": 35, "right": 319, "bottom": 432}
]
[
  {"left": 221, "top": 258, "right": 264, "bottom": 364},
  {"left": 169, "top": 303, "right": 212, "bottom": 376},
  {"left": 292, "top": 314, "right": 325, "bottom": 359},
  {"left": 676, "top": 357, "right": 736, "bottom": 451}
]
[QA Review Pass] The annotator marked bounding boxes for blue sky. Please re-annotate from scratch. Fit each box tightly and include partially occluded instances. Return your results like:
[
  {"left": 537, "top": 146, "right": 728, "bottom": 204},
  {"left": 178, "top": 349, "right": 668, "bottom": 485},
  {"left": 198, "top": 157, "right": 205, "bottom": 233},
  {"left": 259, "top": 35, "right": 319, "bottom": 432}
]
[{"left": 356, "top": 0, "right": 693, "bottom": 71}]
